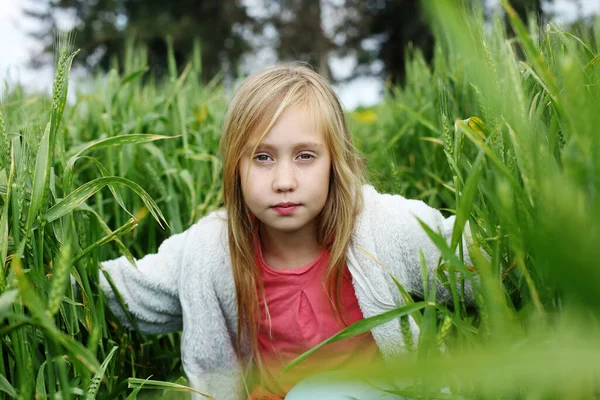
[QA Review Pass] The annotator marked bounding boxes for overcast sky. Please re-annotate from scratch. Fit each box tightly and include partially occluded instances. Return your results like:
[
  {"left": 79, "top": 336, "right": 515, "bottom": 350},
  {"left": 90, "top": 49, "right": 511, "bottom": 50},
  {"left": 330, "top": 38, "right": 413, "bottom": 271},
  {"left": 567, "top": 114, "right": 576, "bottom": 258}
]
[{"left": 1, "top": 0, "right": 599, "bottom": 110}]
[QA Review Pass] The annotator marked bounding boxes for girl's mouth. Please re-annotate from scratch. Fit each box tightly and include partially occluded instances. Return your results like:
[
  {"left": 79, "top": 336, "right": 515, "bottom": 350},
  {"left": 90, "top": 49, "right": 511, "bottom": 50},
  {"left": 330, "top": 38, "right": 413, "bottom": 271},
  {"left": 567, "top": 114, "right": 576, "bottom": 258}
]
[{"left": 272, "top": 205, "right": 300, "bottom": 215}]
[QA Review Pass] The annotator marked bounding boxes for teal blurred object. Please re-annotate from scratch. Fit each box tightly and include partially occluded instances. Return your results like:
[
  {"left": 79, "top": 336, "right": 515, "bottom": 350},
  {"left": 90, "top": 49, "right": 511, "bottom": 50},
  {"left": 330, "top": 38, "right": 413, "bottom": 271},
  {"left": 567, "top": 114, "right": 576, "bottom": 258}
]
[{"left": 284, "top": 370, "right": 404, "bottom": 400}]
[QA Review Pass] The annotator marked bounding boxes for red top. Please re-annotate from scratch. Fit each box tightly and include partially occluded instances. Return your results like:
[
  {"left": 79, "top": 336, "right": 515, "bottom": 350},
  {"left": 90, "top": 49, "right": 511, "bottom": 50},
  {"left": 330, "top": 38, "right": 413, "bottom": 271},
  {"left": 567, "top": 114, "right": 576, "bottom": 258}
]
[{"left": 253, "top": 231, "right": 381, "bottom": 398}]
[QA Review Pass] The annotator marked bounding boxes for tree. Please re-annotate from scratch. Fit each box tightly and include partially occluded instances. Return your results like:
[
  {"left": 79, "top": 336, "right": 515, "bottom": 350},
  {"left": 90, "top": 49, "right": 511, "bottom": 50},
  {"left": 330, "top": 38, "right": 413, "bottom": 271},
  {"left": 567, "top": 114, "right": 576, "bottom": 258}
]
[
  {"left": 361, "top": 0, "right": 434, "bottom": 86},
  {"left": 255, "top": 0, "right": 434, "bottom": 85},
  {"left": 510, "top": 0, "right": 544, "bottom": 23},
  {"left": 252, "top": 0, "right": 331, "bottom": 79},
  {"left": 24, "top": 0, "right": 255, "bottom": 81},
  {"left": 24, "top": 0, "right": 551, "bottom": 86}
]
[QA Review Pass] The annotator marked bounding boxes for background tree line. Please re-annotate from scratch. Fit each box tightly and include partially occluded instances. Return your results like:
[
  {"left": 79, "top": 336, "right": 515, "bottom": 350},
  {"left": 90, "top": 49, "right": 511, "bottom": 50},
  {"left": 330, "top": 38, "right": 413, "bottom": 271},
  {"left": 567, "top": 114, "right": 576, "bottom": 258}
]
[{"left": 25, "top": 0, "right": 573, "bottom": 85}]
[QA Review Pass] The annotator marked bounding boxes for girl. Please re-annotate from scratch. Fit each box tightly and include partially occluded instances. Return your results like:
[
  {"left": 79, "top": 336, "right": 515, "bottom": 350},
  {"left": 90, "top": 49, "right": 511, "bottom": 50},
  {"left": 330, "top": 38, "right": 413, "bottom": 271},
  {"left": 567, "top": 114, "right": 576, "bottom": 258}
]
[{"left": 99, "top": 63, "right": 474, "bottom": 400}]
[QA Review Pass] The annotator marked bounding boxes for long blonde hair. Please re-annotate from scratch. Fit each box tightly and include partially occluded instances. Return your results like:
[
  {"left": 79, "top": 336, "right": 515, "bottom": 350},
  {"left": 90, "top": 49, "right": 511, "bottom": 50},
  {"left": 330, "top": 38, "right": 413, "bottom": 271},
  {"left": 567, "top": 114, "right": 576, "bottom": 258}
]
[{"left": 218, "top": 62, "right": 367, "bottom": 377}]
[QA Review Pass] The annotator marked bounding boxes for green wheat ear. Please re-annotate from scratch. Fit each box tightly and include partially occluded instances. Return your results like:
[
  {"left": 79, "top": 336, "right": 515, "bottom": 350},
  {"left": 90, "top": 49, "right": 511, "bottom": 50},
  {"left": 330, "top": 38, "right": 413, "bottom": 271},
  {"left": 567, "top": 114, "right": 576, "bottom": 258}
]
[
  {"left": 0, "top": 111, "right": 9, "bottom": 170},
  {"left": 47, "top": 238, "right": 72, "bottom": 316},
  {"left": 50, "top": 30, "right": 80, "bottom": 143},
  {"left": 436, "top": 315, "right": 453, "bottom": 347},
  {"left": 400, "top": 314, "right": 415, "bottom": 353},
  {"left": 36, "top": 31, "right": 80, "bottom": 227}
]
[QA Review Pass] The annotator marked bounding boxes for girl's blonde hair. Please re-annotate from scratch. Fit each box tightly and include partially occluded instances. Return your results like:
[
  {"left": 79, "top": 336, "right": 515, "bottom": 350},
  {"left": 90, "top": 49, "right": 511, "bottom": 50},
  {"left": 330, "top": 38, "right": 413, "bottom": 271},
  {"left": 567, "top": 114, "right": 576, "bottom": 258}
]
[{"left": 218, "top": 62, "right": 367, "bottom": 381}]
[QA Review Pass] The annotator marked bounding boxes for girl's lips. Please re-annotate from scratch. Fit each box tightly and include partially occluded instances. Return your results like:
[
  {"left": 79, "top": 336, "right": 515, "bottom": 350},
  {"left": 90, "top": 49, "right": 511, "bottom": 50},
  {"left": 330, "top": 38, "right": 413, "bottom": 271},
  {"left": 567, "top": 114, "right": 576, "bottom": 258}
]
[{"left": 272, "top": 205, "right": 300, "bottom": 215}]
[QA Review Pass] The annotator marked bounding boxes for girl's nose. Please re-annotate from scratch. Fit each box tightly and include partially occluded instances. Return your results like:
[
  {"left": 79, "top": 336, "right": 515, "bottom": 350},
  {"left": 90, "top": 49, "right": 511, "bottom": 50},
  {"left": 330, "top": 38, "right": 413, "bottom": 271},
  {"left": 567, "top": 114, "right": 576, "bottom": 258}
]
[{"left": 273, "top": 161, "right": 297, "bottom": 192}]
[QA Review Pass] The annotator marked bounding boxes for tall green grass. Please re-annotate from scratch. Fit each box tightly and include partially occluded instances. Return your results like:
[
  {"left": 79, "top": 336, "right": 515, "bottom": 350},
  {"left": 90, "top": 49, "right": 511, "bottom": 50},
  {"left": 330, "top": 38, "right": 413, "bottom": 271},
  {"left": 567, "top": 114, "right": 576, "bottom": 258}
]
[
  {"left": 0, "top": 38, "right": 224, "bottom": 398},
  {"left": 1, "top": 1, "right": 599, "bottom": 398},
  {"left": 333, "top": 1, "right": 600, "bottom": 398}
]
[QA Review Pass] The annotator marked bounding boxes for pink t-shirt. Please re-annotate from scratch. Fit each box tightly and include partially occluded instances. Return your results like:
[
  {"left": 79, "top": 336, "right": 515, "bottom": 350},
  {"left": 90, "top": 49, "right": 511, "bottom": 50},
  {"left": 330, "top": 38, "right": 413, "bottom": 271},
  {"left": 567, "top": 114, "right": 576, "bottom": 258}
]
[{"left": 253, "top": 232, "right": 381, "bottom": 397}]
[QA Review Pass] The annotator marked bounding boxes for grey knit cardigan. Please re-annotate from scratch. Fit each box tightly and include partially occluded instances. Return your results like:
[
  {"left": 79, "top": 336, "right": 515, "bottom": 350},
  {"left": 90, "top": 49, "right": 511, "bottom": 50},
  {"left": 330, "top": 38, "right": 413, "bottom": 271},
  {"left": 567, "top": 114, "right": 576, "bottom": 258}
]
[{"left": 99, "top": 184, "right": 474, "bottom": 399}]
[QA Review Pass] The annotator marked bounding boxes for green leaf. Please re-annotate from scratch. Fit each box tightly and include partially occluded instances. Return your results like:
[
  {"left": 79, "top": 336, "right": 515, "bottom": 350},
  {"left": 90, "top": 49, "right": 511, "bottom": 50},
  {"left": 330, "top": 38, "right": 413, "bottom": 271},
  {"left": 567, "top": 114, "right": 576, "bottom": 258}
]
[
  {"left": 120, "top": 68, "right": 149, "bottom": 86},
  {"left": 355, "top": 245, "right": 423, "bottom": 327},
  {"left": 389, "top": 274, "right": 423, "bottom": 328},
  {"left": 125, "top": 377, "right": 148, "bottom": 400},
  {"left": 281, "top": 302, "right": 433, "bottom": 374},
  {"left": 548, "top": 23, "right": 595, "bottom": 60},
  {"left": 0, "top": 373, "right": 17, "bottom": 398},
  {"left": 0, "top": 203, "right": 9, "bottom": 292},
  {"left": 455, "top": 120, "right": 521, "bottom": 193},
  {"left": 451, "top": 146, "right": 485, "bottom": 251},
  {"left": 76, "top": 156, "right": 131, "bottom": 218},
  {"left": 35, "top": 360, "right": 47, "bottom": 398},
  {"left": 66, "top": 134, "right": 177, "bottom": 160},
  {"left": 75, "top": 203, "right": 136, "bottom": 266},
  {"left": 25, "top": 122, "right": 51, "bottom": 233},
  {"left": 12, "top": 257, "right": 101, "bottom": 375},
  {"left": 64, "top": 134, "right": 178, "bottom": 193},
  {"left": 415, "top": 218, "right": 475, "bottom": 281},
  {"left": 0, "top": 315, "right": 31, "bottom": 337},
  {"left": 86, "top": 346, "right": 118, "bottom": 399},
  {"left": 0, "top": 142, "right": 15, "bottom": 291},
  {"left": 127, "top": 378, "right": 215, "bottom": 399},
  {"left": 43, "top": 176, "right": 167, "bottom": 229},
  {"left": 100, "top": 269, "right": 144, "bottom": 338},
  {"left": 73, "top": 218, "right": 138, "bottom": 265},
  {"left": 584, "top": 54, "right": 600, "bottom": 71},
  {"left": 397, "top": 102, "right": 442, "bottom": 135},
  {"left": 501, "top": 1, "right": 563, "bottom": 117}
]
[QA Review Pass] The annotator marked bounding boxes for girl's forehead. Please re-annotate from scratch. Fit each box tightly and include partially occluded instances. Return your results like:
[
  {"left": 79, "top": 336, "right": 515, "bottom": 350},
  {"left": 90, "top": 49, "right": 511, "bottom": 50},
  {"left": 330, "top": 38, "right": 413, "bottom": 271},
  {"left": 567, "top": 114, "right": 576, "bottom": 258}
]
[
  {"left": 250, "top": 141, "right": 325, "bottom": 152},
  {"left": 253, "top": 106, "right": 323, "bottom": 140},
  {"left": 246, "top": 128, "right": 327, "bottom": 151}
]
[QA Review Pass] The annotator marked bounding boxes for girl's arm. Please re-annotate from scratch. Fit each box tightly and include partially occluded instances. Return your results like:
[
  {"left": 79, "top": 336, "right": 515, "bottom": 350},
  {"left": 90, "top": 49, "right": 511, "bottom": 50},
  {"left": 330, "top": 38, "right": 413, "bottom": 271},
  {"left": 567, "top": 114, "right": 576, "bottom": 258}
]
[{"left": 98, "top": 228, "right": 191, "bottom": 335}]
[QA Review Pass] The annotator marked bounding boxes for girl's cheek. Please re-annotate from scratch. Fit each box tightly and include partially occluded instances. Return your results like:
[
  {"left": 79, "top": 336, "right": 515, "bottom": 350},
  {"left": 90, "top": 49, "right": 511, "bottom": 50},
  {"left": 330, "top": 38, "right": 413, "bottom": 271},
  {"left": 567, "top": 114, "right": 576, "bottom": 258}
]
[{"left": 250, "top": 169, "right": 266, "bottom": 183}]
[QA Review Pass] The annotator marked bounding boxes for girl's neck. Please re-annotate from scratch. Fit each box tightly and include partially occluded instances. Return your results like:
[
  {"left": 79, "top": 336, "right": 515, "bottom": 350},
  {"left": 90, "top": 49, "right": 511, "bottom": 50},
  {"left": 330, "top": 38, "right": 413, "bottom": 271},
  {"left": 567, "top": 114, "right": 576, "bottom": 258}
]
[{"left": 258, "top": 222, "right": 323, "bottom": 270}]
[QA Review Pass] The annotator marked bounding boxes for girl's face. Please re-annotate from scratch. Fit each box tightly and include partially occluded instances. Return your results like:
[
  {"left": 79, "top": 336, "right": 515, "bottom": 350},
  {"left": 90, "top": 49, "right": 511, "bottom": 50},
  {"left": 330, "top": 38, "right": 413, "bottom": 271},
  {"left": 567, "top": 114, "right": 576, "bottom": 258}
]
[{"left": 239, "top": 105, "right": 331, "bottom": 237}]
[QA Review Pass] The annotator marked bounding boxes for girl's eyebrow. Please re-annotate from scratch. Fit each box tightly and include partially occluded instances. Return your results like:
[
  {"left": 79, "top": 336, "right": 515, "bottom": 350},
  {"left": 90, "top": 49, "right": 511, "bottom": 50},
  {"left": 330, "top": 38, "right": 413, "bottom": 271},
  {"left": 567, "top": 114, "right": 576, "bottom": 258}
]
[{"left": 253, "top": 142, "right": 324, "bottom": 152}]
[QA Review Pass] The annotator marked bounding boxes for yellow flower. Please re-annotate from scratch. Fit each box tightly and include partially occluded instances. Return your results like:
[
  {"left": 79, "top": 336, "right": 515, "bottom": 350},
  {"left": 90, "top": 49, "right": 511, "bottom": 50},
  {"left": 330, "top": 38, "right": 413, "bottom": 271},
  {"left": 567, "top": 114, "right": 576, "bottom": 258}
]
[
  {"left": 196, "top": 106, "right": 208, "bottom": 123},
  {"left": 352, "top": 109, "right": 377, "bottom": 123}
]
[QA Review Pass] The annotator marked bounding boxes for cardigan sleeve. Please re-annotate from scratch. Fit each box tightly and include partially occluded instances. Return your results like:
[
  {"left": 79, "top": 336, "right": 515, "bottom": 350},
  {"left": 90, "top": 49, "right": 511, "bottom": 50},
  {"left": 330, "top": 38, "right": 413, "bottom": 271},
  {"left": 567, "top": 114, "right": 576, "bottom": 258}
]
[
  {"left": 367, "top": 186, "right": 478, "bottom": 307},
  {"left": 98, "top": 227, "right": 191, "bottom": 335},
  {"left": 400, "top": 198, "right": 477, "bottom": 306}
]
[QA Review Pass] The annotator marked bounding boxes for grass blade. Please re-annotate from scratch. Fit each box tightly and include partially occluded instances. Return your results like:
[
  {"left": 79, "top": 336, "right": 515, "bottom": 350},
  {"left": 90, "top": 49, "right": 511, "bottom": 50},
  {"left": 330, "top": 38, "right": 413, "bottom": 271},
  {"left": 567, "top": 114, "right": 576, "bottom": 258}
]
[
  {"left": 0, "top": 373, "right": 17, "bottom": 398},
  {"left": 281, "top": 302, "right": 432, "bottom": 374},
  {"left": 127, "top": 378, "right": 215, "bottom": 399},
  {"left": 86, "top": 346, "right": 118, "bottom": 399},
  {"left": 25, "top": 122, "right": 51, "bottom": 233},
  {"left": 44, "top": 176, "right": 167, "bottom": 229}
]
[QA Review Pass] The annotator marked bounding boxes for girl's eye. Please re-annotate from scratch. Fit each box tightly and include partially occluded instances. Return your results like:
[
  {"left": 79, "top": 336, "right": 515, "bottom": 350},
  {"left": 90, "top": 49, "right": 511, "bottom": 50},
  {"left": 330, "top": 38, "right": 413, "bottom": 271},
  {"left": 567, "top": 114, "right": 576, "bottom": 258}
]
[
  {"left": 254, "top": 154, "right": 272, "bottom": 162},
  {"left": 254, "top": 153, "right": 315, "bottom": 162},
  {"left": 298, "top": 153, "right": 314, "bottom": 161}
]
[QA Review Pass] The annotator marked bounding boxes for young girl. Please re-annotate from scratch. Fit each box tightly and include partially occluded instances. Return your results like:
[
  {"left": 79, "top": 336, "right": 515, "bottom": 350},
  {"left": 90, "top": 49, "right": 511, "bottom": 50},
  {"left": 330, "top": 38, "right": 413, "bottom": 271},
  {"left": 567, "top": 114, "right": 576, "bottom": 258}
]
[{"left": 99, "top": 63, "right": 474, "bottom": 400}]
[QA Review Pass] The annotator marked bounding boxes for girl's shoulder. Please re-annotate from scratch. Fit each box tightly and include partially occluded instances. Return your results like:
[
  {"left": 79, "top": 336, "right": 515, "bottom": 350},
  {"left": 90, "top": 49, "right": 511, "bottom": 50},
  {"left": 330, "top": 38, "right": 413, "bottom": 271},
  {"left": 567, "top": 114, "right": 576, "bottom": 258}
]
[
  {"left": 360, "top": 184, "right": 447, "bottom": 232},
  {"left": 179, "top": 208, "right": 229, "bottom": 257},
  {"left": 190, "top": 207, "right": 228, "bottom": 232},
  {"left": 195, "top": 207, "right": 228, "bottom": 233},
  {"left": 175, "top": 208, "right": 230, "bottom": 278}
]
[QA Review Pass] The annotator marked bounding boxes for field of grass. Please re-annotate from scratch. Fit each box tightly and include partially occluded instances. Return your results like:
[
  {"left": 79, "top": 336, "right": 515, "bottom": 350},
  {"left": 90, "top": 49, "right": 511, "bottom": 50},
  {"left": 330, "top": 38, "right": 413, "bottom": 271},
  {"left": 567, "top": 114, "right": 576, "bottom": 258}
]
[{"left": 1, "top": 0, "right": 600, "bottom": 398}]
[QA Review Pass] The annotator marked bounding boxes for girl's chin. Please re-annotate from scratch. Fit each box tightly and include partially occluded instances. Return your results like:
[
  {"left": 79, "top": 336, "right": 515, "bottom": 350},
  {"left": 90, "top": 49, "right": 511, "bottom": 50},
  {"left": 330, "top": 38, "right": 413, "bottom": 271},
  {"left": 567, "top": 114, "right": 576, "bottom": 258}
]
[{"left": 261, "top": 218, "right": 314, "bottom": 233}]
